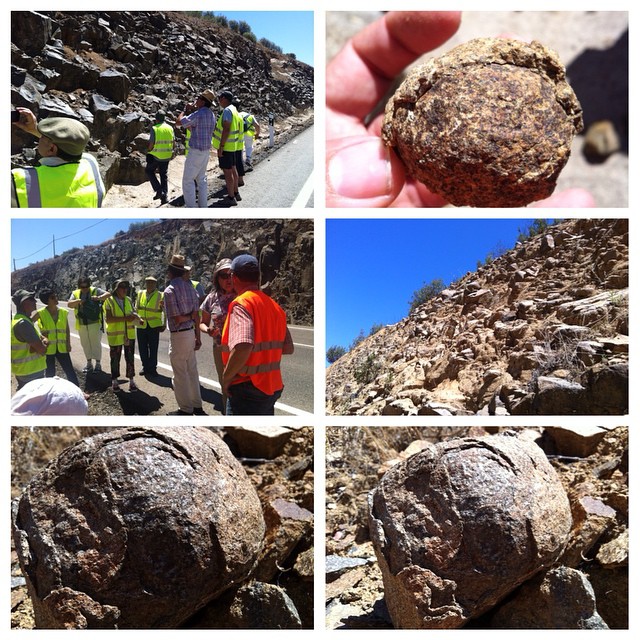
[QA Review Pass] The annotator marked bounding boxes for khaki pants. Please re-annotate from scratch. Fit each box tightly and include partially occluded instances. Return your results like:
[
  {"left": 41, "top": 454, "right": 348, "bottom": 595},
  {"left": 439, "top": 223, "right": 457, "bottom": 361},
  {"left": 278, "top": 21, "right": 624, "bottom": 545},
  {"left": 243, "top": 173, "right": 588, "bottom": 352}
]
[
  {"left": 168, "top": 329, "right": 202, "bottom": 412},
  {"left": 78, "top": 321, "right": 103, "bottom": 362}
]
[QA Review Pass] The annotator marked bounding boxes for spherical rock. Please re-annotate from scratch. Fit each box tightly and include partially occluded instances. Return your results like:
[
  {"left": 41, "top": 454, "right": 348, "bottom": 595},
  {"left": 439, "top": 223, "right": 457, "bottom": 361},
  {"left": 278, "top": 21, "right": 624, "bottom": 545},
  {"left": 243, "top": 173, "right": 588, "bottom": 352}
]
[
  {"left": 381, "top": 38, "right": 583, "bottom": 207},
  {"left": 12, "top": 426, "right": 266, "bottom": 629},
  {"left": 368, "top": 432, "right": 572, "bottom": 628}
]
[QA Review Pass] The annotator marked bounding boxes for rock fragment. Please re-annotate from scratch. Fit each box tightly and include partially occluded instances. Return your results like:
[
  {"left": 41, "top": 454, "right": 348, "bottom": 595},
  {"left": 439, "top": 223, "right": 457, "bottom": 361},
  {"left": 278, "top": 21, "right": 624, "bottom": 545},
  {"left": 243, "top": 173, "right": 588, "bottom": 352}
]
[
  {"left": 368, "top": 432, "right": 572, "bottom": 628},
  {"left": 381, "top": 38, "right": 583, "bottom": 207}
]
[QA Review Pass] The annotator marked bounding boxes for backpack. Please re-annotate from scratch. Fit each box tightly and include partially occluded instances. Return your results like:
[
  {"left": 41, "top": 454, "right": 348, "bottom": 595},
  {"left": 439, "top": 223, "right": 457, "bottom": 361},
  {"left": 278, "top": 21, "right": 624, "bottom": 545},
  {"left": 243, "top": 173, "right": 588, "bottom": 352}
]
[{"left": 77, "top": 289, "right": 102, "bottom": 323}]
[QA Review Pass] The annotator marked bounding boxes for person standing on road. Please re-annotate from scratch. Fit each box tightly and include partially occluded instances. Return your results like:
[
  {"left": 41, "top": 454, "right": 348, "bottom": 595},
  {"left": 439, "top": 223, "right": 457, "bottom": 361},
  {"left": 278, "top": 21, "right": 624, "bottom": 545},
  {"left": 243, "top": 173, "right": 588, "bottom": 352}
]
[
  {"left": 35, "top": 289, "right": 80, "bottom": 387},
  {"left": 145, "top": 110, "right": 174, "bottom": 205},
  {"left": 239, "top": 110, "right": 261, "bottom": 167},
  {"left": 135, "top": 276, "right": 165, "bottom": 377},
  {"left": 104, "top": 280, "right": 142, "bottom": 392},
  {"left": 67, "top": 276, "right": 111, "bottom": 374},
  {"left": 163, "top": 255, "right": 206, "bottom": 415},
  {"left": 177, "top": 89, "right": 216, "bottom": 208},
  {"left": 11, "top": 289, "right": 48, "bottom": 390},
  {"left": 221, "top": 254, "right": 294, "bottom": 415},
  {"left": 200, "top": 258, "right": 236, "bottom": 413},
  {"left": 212, "top": 89, "right": 244, "bottom": 204},
  {"left": 183, "top": 265, "right": 206, "bottom": 304}
]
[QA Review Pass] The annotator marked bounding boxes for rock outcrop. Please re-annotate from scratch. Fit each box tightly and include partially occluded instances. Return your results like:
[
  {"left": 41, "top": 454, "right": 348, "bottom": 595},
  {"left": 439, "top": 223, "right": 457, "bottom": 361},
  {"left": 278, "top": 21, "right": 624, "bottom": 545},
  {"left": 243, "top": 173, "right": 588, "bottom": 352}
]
[
  {"left": 11, "top": 11, "right": 314, "bottom": 190},
  {"left": 10, "top": 218, "right": 313, "bottom": 325},
  {"left": 327, "top": 218, "right": 628, "bottom": 415},
  {"left": 368, "top": 432, "right": 572, "bottom": 628},
  {"left": 12, "top": 427, "right": 265, "bottom": 629}
]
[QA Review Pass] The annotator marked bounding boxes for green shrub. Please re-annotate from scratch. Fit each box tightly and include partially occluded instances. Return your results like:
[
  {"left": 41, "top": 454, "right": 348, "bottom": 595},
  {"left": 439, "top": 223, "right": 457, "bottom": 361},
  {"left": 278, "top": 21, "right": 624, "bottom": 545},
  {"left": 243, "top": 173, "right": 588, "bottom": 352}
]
[
  {"left": 326, "top": 345, "right": 347, "bottom": 363},
  {"left": 408, "top": 278, "right": 445, "bottom": 314}
]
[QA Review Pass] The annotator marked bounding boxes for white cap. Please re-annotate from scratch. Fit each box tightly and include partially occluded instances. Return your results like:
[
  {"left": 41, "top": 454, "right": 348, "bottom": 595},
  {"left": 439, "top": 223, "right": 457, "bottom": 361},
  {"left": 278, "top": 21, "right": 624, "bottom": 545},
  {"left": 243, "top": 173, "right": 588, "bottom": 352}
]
[{"left": 11, "top": 377, "right": 89, "bottom": 416}]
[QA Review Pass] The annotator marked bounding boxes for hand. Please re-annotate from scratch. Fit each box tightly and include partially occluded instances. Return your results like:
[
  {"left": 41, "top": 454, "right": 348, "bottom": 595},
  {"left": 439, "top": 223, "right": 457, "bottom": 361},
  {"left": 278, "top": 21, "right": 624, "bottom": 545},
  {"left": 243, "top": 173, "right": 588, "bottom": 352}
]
[
  {"left": 217, "top": 148, "right": 223, "bottom": 158},
  {"left": 12, "top": 107, "right": 39, "bottom": 137},
  {"left": 195, "top": 337, "right": 201, "bottom": 351},
  {"left": 326, "top": 12, "right": 595, "bottom": 209}
]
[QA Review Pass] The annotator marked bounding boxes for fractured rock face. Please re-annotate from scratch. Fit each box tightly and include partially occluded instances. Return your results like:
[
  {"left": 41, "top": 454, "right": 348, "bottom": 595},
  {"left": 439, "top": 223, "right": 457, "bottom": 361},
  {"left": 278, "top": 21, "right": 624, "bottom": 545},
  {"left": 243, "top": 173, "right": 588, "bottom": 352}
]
[
  {"left": 368, "top": 432, "right": 572, "bottom": 628},
  {"left": 12, "top": 426, "right": 265, "bottom": 629},
  {"left": 382, "top": 38, "right": 583, "bottom": 207}
]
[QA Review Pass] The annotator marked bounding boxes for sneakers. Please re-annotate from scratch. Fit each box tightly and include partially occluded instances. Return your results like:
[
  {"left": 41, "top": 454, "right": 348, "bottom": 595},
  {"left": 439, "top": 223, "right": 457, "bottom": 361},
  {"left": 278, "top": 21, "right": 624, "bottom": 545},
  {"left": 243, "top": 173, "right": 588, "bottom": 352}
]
[
  {"left": 193, "top": 407, "right": 207, "bottom": 415},
  {"left": 94, "top": 362, "right": 102, "bottom": 373},
  {"left": 129, "top": 379, "right": 138, "bottom": 392},
  {"left": 83, "top": 362, "right": 93, "bottom": 374},
  {"left": 111, "top": 380, "right": 121, "bottom": 392},
  {"left": 234, "top": 191, "right": 242, "bottom": 201}
]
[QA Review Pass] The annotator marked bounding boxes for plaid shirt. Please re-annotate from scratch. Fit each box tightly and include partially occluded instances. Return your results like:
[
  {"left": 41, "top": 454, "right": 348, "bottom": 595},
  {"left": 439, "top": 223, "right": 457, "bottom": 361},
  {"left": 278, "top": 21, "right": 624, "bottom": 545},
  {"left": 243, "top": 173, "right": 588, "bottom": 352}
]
[
  {"left": 181, "top": 107, "right": 215, "bottom": 151},
  {"left": 227, "top": 303, "right": 254, "bottom": 349},
  {"left": 164, "top": 277, "right": 199, "bottom": 332}
]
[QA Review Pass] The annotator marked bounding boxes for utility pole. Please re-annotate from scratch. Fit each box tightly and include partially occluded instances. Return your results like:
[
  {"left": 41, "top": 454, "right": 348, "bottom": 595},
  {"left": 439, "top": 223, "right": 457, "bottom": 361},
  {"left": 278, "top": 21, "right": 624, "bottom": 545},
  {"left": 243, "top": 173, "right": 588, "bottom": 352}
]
[{"left": 52, "top": 235, "right": 56, "bottom": 258}]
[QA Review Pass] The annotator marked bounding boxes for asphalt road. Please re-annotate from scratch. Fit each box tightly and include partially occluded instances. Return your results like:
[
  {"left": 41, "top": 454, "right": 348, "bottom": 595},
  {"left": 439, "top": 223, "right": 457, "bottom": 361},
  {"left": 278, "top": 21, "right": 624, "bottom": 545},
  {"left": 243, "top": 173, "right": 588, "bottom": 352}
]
[{"left": 62, "top": 306, "right": 313, "bottom": 416}]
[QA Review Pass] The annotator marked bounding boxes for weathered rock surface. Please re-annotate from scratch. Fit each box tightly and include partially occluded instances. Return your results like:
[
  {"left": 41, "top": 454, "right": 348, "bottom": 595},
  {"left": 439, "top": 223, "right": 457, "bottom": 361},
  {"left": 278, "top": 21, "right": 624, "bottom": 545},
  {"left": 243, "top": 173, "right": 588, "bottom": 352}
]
[
  {"left": 11, "top": 11, "right": 314, "bottom": 190},
  {"left": 368, "top": 432, "right": 572, "bottom": 628},
  {"left": 10, "top": 218, "right": 314, "bottom": 325},
  {"left": 327, "top": 218, "right": 628, "bottom": 415},
  {"left": 12, "top": 427, "right": 265, "bottom": 629},
  {"left": 382, "top": 38, "right": 583, "bottom": 207},
  {"left": 491, "top": 567, "right": 608, "bottom": 629}
]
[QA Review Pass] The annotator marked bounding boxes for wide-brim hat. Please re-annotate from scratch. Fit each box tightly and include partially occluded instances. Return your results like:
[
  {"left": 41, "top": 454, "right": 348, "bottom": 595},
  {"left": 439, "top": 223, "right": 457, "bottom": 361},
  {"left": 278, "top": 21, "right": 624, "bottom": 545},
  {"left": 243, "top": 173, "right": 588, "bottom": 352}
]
[
  {"left": 112, "top": 279, "right": 130, "bottom": 294},
  {"left": 12, "top": 289, "right": 36, "bottom": 307},
  {"left": 37, "top": 117, "right": 90, "bottom": 156},
  {"left": 213, "top": 258, "right": 233, "bottom": 289},
  {"left": 144, "top": 276, "right": 157, "bottom": 282},
  {"left": 200, "top": 89, "right": 215, "bottom": 105},
  {"left": 168, "top": 254, "right": 187, "bottom": 271}
]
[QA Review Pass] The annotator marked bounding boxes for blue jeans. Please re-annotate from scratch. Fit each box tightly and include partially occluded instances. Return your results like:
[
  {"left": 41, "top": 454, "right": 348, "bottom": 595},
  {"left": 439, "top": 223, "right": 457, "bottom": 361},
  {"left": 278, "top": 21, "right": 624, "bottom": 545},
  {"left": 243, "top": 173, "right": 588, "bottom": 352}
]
[{"left": 226, "top": 381, "right": 282, "bottom": 415}]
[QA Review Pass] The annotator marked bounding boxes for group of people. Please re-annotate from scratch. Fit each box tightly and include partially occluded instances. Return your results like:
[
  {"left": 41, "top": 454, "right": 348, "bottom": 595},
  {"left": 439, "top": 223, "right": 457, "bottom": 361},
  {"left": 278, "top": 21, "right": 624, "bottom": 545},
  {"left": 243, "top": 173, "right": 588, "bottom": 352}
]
[
  {"left": 11, "top": 253, "right": 293, "bottom": 415},
  {"left": 11, "top": 88, "right": 260, "bottom": 209}
]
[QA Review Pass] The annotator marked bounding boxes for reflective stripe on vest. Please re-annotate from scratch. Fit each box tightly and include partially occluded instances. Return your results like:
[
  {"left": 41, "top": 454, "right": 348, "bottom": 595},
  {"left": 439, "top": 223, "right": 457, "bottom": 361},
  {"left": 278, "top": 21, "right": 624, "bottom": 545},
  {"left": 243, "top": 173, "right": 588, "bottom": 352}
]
[
  {"left": 12, "top": 154, "right": 104, "bottom": 208},
  {"left": 104, "top": 297, "right": 136, "bottom": 346},
  {"left": 71, "top": 287, "right": 99, "bottom": 324},
  {"left": 37, "top": 307, "right": 69, "bottom": 354},
  {"left": 11, "top": 314, "right": 46, "bottom": 377},
  {"left": 243, "top": 114, "right": 256, "bottom": 137},
  {"left": 149, "top": 123, "right": 174, "bottom": 160},
  {"left": 136, "top": 290, "right": 163, "bottom": 328},
  {"left": 212, "top": 104, "right": 242, "bottom": 152},
  {"left": 221, "top": 289, "right": 287, "bottom": 395}
]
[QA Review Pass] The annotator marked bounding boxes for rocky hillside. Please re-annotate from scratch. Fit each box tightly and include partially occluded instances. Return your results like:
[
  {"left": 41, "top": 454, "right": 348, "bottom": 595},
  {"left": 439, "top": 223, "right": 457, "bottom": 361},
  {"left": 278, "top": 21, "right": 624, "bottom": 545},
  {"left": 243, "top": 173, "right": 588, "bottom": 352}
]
[
  {"left": 11, "top": 11, "right": 314, "bottom": 190},
  {"left": 10, "top": 219, "right": 314, "bottom": 325},
  {"left": 327, "top": 218, "right": 628, "bottom": 415}
]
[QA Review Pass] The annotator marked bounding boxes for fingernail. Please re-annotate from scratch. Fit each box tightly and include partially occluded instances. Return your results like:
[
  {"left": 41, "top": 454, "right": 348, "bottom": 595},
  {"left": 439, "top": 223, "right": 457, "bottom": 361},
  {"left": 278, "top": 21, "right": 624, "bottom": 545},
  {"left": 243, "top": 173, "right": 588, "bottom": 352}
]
[{"left": 328, "top": 138, "right": 392, "bottom": 199}]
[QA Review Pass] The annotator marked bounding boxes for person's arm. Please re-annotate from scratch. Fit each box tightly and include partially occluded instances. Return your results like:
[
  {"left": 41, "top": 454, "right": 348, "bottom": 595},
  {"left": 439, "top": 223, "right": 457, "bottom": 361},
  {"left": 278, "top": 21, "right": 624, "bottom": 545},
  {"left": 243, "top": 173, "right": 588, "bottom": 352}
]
[
  {"left": 199, "top": 308, "right": 212, "bottom": 336},
  {"left": 67, "top": 295, "right": 81, "bottom": 309},
  {"left": 12, "top": 107, "right": 40, "bottom": 138},
  {"left": 254, "top": 121, "right": 261, "bottom": 137},
  {"left": 147, "top": 128, "right": 155, "bottom": 152},
  {"left": 217, "top": 110, "right": 231, "bottom": 157},
  {"left": 222, "top": 343, "right": 253, "bottom": 395},
  {"left": 94, "top": 290, "right": 111, "bottom": 302},
  {"left": 283, "top": 328, "right": 294, "bottom": 355}
]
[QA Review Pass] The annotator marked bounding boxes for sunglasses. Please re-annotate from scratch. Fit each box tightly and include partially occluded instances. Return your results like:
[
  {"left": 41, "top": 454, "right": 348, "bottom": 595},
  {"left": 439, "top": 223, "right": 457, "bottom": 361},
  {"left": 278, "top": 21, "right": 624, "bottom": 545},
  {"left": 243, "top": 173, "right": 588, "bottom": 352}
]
[{"left": 218, "top": 272, "right": 232, "bottom": 279}]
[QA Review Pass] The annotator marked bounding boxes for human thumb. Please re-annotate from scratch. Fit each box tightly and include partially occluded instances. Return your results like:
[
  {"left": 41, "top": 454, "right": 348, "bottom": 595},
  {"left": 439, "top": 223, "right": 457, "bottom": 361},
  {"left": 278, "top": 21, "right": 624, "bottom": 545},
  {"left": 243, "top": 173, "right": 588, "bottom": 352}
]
[{"left": 326, "top": 136, "right": 404, "bottom": 207}]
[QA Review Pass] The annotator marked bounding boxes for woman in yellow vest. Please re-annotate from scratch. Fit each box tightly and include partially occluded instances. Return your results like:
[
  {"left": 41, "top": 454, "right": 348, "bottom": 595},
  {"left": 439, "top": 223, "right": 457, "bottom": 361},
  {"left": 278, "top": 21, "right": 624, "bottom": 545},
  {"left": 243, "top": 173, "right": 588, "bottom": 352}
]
[
  {"left": 134, "top": 276, "right": 165, "bottom": 377},
  {"left": 11, "top": 289, "right": 48, "bottom": 390},
  {"left": 35, "top": 289, "right": 80, "bottom": 387},
  {"left": 104, "top": 280, "right": 142, "bottom": 392},
  {"left": 145, "top": 110, "right": 174, "bottom": 205}
]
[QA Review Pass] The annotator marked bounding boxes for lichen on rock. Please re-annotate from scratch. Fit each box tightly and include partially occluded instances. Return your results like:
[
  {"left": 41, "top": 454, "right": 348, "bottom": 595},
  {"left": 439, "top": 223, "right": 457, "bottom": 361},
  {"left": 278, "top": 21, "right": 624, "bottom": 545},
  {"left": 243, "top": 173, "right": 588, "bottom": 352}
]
[{"left": 381, "top": 38, "right": 583, "bottom": 207}]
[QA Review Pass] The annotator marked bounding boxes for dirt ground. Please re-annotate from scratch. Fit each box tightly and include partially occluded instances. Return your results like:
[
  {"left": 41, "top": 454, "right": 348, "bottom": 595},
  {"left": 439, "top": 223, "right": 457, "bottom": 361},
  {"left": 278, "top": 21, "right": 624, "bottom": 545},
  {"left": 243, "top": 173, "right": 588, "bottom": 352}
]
[{"left": 325, "top": 426, "right": 628, "bottom": 629}]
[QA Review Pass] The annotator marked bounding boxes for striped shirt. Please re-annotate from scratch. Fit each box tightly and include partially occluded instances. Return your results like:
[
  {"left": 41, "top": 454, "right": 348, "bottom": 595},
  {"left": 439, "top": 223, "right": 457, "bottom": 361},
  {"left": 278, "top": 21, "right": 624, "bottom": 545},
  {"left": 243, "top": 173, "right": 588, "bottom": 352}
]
[
  {"left": 181, "top": 107, "right": 215, "bottom": 151},
  {"left": 163, "top": 277, "right": 199, "bottom": 332}
]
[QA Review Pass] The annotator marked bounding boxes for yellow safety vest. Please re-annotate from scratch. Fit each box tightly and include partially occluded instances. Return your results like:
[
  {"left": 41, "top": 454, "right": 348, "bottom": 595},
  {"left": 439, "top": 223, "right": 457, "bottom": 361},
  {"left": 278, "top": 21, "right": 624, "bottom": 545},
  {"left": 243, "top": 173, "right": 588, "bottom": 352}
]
[
  {"left": 11, "top": 314, "right": 47, "bottom": 377},
  {"left": 212, "top": 104, "right": 243, "bottom": 152},
  {"left": 136, "top": 289, "right": 163, "bottom": 328},
  {"left": 149, "top": 122, "right": 174, "bottom": 161},
  {"left": 243, "top": 113, "right": 257, "bottom": 138},
  {"left": 37, "top": 307, "right": 70, "bottom": 355},
  {"left": 104, "top": 296, "right": 136, "bottom": 346},
  {"left": 12, "top": 154, "right": 105, "bottom": 208}
]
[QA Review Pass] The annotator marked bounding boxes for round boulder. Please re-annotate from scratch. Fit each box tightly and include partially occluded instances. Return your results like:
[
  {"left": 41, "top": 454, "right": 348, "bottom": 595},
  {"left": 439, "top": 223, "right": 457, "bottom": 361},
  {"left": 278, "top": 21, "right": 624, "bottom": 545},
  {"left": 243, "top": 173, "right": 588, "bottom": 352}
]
[
  {"left": 368, "top": 431, "right": 572, "bottom": 628},
  {"left": 12, "top": 426, "right": 265, "bottom": 629}
]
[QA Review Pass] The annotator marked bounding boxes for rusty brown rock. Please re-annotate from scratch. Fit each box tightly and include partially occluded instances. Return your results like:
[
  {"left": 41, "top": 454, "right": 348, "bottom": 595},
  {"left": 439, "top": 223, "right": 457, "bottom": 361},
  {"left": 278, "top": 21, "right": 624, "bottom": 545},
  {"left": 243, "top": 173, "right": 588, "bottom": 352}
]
[
  {"left": 368, "top": 432, "right": 572, "bottom": 628},
  {"left": 381, "top": 38, "right": 583, "bottom": 207},
  {"left": 12, "top": 427, "right": 265, "bottom": 629}
]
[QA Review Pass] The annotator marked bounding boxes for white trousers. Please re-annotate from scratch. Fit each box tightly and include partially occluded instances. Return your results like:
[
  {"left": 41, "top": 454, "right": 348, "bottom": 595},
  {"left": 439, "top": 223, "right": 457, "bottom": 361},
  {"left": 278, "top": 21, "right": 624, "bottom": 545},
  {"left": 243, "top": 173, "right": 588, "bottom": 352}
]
[
  {"left": 78, "top": 322, "right": 103, "bottom": 362},
  {"left": 244, "top": 135, "right": 254, "bottom": 162},
  {"left": 182, "top": 147, "right": 210, "bottom": 208},
  {"left": 169, "top": 329, "right": 202, "bottom": 412}
]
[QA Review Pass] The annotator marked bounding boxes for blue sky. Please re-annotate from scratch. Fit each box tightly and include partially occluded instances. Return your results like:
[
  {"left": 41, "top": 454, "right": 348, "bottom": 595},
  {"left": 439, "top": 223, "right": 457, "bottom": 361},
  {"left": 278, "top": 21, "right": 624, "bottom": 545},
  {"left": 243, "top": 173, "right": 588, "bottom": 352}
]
[
  {"left": 11, "top": 219, "right": 154, "bottom": 271},
  {"left": 212, "top": 11, "right": 314, "bottom": 66},
  {"left": 326, "top": 218, "right": 546, "bottom": 354}
]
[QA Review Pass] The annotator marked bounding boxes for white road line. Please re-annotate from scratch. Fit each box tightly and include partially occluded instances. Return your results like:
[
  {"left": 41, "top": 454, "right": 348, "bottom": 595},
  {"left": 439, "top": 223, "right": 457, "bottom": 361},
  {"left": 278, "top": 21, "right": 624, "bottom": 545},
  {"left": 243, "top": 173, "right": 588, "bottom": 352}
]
[
  {"left": 291, "top": 171, "right": 314, "bottom": 208},
  {"left": 293, "top": 342, "right": 313, "bottom": 348},
  {"left": 70, "top": 331, "right": 312, "bottom": 416}
]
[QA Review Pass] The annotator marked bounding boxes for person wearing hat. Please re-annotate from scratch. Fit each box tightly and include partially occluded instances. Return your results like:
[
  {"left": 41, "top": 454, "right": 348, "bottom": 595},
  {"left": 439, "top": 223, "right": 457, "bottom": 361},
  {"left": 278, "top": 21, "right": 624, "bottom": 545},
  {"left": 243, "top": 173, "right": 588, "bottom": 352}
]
[
  {"left": 34, "top": 289, "right": 80, "bottom": 387},
  {"left": 11, "top": 289, "right": 48, "bottom": 390},
  {"left": 145, "top": 110, "right": 175, "bottom": 205},
  {"left": 199, "top": 258, "right": 236, "bottom": 413},
  {"left": 134, "top": 276, "right": 165, "bottom": 377},
  {"left": 182, "top": 264, "right": 206, "bottom": 304},
  {"left": 212, "top": 89, "right": 244, "bottom": 205},
  {"left": 221, "top": 254, "right": 294, "bottom": 415},
  {"left": 11, "top": 107, "right": 105, "bottom": 208},
  {"left": 68, "top": 276, "right": 111, "bottom": 374},
  {"left": 104, "top": 280, "right": 142, "bottom": 392},
  {"left": 11, "top": 376, "right": 89, "bottom": 416},
  {"left": 163, "top": 255, "right": 206, "bottom": 415},
  {"left": 177, "top": 90, "right": 216, "bottom": 208}
]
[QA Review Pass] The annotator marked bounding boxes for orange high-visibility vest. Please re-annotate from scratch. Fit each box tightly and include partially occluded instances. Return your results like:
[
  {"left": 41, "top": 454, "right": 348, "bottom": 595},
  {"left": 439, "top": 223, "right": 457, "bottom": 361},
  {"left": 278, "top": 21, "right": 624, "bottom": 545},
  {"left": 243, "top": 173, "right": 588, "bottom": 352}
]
[{"left": 221, "top": 289, "right": 287, "bottom": 395}]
